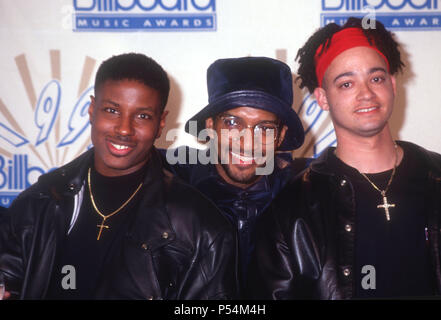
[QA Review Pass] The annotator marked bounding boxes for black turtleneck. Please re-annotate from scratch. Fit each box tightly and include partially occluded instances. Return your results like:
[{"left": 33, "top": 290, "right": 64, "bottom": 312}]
[{"left": 46, "top": 161, "right": 147, "bottom": 299}]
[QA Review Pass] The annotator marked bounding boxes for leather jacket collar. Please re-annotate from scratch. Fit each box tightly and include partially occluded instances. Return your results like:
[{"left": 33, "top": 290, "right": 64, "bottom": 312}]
[
  {"left": 309, "top": 147, "right": 336, "bottom": 177},
  {"left": 190, "top": 151, "right": 294, "bottom": 197},
  {"left": 309, "top": 141, "right": 441, "bottom": 179},
  {"left": 34, "top": 147, "right": 175, "bottom": 247},
  {"left": 38, "top": 147, "right": 166, "bottom": 197}
]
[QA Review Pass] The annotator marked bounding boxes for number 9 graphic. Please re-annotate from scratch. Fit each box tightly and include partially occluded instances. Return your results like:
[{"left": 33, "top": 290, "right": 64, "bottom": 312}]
[
  {"left": 35, "top": 80, "right": 61, "bottom": 146},
  {"left": 57, "top": 86, "right": 93, "bottom": 147}
]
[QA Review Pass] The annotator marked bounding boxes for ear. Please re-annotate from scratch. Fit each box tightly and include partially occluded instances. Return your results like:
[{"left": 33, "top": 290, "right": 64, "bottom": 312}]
[
  {"left": 276, "top": 124, "right": 288, "bottom": 149},
  {"left": 204, "top": 117, "right": 216, "bottom": 139},
  {"left": 205, "top": 117, "right": 214, "bottom": 129},
  {"left": 155, "top": 110, "right": 169, "bottom": 139},
  {"left": 390, "top": 75, "right": 397, "bottom": 96},
  {"left": 314, "top": 87, "right": 330, "bottom": 111},
  {"left": 88, "top": 95, "right": 96, "bottom": 122}
]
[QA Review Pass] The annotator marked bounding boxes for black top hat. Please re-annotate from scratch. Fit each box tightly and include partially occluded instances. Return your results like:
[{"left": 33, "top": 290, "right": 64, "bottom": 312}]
[{"left": 185, "top": 56, "right": 304, "bottom": 151}]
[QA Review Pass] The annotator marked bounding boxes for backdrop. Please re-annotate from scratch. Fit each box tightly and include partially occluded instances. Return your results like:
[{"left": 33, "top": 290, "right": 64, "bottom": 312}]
[{"left": 1, "top": 0, "right": 440, "bottom": 206}]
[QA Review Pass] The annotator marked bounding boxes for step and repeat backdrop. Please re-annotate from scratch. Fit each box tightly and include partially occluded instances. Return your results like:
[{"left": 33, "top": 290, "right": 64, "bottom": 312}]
[{"left": 1, "top": 0, "right": 440, "bottom": 206}]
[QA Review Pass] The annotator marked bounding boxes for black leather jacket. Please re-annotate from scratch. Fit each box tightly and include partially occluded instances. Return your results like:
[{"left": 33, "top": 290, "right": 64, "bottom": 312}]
[
  {"left": 248, "top": 141, "right": 441, "bottom": 299},
  {"left": 160, "top": 146, "right": 309, "bottom": 290},
  {"left": 0, "top": 148, "right": 238, "bottom": 300}
]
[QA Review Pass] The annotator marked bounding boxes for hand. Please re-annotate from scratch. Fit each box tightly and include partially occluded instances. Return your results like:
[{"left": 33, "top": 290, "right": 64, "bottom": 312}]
[
  {"left": 2, "top": 290, "right": 10, "bottom": 300},
  {"left": 0, "top": 273, "right": 9, "bottom": 300}
]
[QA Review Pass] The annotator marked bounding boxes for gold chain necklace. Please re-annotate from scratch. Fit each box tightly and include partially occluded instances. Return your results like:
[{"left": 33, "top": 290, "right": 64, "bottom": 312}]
[
  {"left": 357, "top": 144, "right": 399, "bottom": 221},
  {"left": 88, "top": 168, "right": 143, "bottom": 240}
]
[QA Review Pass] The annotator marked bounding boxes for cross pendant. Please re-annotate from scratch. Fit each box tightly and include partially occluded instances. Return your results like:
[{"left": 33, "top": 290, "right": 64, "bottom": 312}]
[
  {"left": 377, "top": 192, "right": 395, "bottom": 221},
  {"left": 97, "top": 219, "right": 109, "bottom": 240}
]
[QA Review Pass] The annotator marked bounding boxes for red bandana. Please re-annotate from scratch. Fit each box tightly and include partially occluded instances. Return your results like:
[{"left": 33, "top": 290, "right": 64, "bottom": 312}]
[{"left": 314, "top": 27, "right": 390, "bottom": 87}]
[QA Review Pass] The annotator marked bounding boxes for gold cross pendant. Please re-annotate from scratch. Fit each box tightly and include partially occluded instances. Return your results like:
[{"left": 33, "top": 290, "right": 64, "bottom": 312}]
[
  {"left": 97, "top": 219, "right": 109, "bottom": 240},
  {"left": 377, "top": 191, "right": 395, "bottom": 221}
]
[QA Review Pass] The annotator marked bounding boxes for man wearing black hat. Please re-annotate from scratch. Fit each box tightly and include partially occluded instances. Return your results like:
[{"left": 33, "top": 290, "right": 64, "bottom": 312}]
[{"left": 162, "top": 57, "right": 306, "bottom": 291}]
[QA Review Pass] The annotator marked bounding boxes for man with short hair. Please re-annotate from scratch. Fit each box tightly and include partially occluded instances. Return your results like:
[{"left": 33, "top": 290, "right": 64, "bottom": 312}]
[
  {"left": 163, "top": 57, "right": 306, "bottom": 290},
  {"left": 0, "top": 53, "right": 237, "bottom": 300},
  {"left": 248, "top": 17, "right": 441, "bottom": 299}
]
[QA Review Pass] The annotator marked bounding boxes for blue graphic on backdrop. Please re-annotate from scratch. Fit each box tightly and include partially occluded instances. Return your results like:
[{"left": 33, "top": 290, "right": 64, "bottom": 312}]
[
  {"left": 73, "top": 0, "right": 217, "bottom": 31},
  {"left": 321, "top": 0, "right": 441, "bottom": 30},
  {"left": 297, "top": 93, "right": 337, "bottom": 159},
  {"left": 0, "top": 77, "right": 93, "bottom": 207}
]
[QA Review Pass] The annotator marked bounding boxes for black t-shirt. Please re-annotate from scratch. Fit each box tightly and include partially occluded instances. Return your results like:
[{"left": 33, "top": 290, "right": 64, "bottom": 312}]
[
  {"left": 46, "top": 164, "right": 146, "bottom": 299},
  {"left": 328, "top": 145, "right": 434, "bottom": 298}
]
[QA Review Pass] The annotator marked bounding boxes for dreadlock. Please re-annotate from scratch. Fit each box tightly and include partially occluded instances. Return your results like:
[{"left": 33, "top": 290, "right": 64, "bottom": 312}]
[{"left": 295, "top": 17, "right": 404, "bottom": 93}]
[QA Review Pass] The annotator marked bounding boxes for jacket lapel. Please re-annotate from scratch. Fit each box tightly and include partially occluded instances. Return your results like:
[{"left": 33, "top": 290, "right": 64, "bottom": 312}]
[{"left": 120, "top": 149, "right": 177, "bottom": 299}]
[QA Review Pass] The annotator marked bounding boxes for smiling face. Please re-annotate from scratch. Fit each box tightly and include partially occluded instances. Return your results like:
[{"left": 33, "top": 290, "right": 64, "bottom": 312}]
[
  {"left": 205, "top": 106, "right": 287, "bottom": 188},
  {"left": 314, "top": 46, "right": 396, "bottom": 140},
  {"left": 89, "top": 79, "right": 167, "bottom": 177}
]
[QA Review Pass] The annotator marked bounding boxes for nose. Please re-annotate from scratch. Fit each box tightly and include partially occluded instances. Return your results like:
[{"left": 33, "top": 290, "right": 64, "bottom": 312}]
[
  {"left": 233, "top": 127, "right": 254, "bottom": 157},
  {"left": 357, "top": 82, "right": 375, "bottom": 101},
  {"left": 243, "top": 128, "right": 254, "bottom": 150},
  {"left": 115, "top": 115, "right": 134, "bottom": 136}
]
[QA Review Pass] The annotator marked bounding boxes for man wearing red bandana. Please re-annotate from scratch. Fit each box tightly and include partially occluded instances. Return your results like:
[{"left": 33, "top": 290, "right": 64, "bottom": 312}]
[{"left": 248, "top": 17, "right": 441, "bottom": 299}]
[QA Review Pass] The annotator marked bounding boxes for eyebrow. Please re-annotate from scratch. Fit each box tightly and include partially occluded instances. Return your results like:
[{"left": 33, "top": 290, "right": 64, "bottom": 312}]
[
  {"left": 136, "top": 106, "right": 156, "bottom": 112},
  {"left": 102, "top": 99, "right": 119, "bottom": 107},
  {"left": 333, "top": 67, "right": 388, "bottom": 84},
  {"left": 333, "top": 72, "right": 355, "bottom": 84},
  {"left": 102, "top": 99, "right": 156, "bottom": 112},
  {"left": 219, "top": 113, "right": 279, "bottom": 124},
  {"left": 368, "top": 67, "right": 388, "bottom": 74}
]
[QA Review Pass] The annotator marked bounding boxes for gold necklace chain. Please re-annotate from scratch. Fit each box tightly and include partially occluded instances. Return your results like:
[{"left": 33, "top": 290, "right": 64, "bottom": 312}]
[
  {"left": 357, "top": 144, "right": 399, "bottom": 221},
  {"left": 88, "top": 167, "right": 143, "bottom": 240}
]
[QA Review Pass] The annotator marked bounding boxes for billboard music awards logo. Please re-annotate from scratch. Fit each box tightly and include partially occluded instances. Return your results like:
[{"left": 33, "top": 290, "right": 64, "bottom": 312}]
[
  {"left": 0, "top": 51, "right": 95, "bottom": 207},
  {"left": 72, "top": 0, "right": 217, "bottom": 31},
  {"left": 321, "top": 0, "right": 441, "bottom": 30}
]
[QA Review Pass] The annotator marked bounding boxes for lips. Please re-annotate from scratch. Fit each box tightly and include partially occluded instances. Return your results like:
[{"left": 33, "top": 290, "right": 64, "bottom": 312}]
[
  {"left": 355, "top": 106, "right": 380, "bottom": 114},
  {"left": 106, "top": 140, "right": 134, "bottom": 156},
  {"left": 111, "top": 143, "right": 129, "bottom": 150},
  {"left": 231, "top": 151, "right": 254, "bottom": 165}
]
